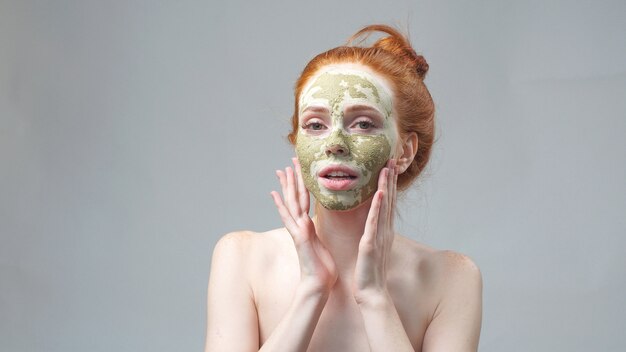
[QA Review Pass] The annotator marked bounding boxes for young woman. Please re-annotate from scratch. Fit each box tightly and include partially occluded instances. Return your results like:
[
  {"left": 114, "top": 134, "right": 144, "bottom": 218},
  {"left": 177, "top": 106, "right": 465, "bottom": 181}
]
[{"left": 205, "top": 25, "right": 482, "bottom": 352}]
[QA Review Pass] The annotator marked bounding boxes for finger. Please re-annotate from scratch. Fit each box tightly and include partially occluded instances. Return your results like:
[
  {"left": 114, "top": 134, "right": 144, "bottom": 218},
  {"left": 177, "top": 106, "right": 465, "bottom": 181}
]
[
  {"left": 387, "top": 159, "right": 395, "bottom": 225},
  {"left": 387, "top": 160, "right": 394, "bottom": 192},
  {"left": 276, "top": 169, "right": 288, "bottom": 200},
  {"left": 270, "top": 191, "right": 298, "bottom": 234},
  {"left": 377, "top": 167, "right": 390, "bottom": 247},
  {"left": 276, "top": 169, "right": 294, "bottom": 217},
  {"left": 376, "top": 165, "right": 389, "bottom": 222},
  {"left": 367, "top": 166, "right": 388, "bottom": 244},
  {"left": 391, "top": 162, "right": 398, "bottom": 230},
  {"left": 292, "top": 157, "right": 310, "bottom": 213},
  {"left": 362, "top": 189, "right": 384, "bottom": 247},
  {"left": 290, "top": 162, "right": 298, "bottom": 191},
  {"left": 377, "top": 165, "right": 387, "bottom": 191},
  {"left": 285, "top": 166, "right": 301, "bottom": 215}
]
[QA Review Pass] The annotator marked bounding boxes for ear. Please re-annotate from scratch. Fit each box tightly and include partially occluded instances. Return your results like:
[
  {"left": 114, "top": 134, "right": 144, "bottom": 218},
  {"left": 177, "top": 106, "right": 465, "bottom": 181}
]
[{"left": 395, "top": 132, "right": 418, "bottom": 174}]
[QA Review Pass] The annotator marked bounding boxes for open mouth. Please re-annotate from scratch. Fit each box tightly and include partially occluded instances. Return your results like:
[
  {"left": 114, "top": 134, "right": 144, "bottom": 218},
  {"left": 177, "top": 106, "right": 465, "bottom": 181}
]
[
  {"left": 318, "top": 165, "right": 359, "bottom": 191},
  {"left": 322, "top": 171, "right": 357, "bottom": 180}
]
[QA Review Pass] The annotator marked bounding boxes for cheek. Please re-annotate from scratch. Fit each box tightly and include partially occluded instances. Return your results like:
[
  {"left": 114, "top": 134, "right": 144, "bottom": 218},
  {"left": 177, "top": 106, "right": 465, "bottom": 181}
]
[
  {"left": 382, "top": 120, "right": 399, "bottom": 152},
  {"left": 349, "top": 135, "right": 392, "bottom": 171},
  {"left": 295, "top": 134, "right": 324, "bottom": 167}
]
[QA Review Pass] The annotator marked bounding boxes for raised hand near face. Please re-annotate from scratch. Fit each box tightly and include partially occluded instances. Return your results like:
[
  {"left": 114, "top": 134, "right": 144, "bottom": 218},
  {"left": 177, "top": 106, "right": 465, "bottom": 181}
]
[
  {"left": 353, "top": 159, "right": 398, "bottom": 304},
  {"left": 271, "top": 157, "right": 338, "bottom": 294}
]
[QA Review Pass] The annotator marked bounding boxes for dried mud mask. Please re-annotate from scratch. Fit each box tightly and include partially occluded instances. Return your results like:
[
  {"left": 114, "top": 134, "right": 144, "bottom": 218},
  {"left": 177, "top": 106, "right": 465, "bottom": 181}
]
[{"left": 295, "top": 66, "right": 398, "bottom": 211}]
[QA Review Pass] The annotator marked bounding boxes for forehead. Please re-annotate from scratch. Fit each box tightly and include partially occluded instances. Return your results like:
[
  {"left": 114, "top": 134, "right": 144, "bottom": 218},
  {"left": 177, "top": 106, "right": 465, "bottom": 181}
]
[{"left": 299, "top": 63, "right": 394, "bottom": 110}]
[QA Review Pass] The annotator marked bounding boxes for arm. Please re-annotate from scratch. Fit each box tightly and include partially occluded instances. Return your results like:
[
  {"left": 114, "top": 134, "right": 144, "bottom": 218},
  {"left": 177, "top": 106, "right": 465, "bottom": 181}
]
[
  {"left": 421, "top": 251, "right": 483, "bottom": 352},
  {"left": 258, "top": 282, "right": 329, "bottom": 351},
  {"left": 357, "top": 252, "right": 483, "bottom": 352},
  {"left": 357, "top": 292, "right": 416, "bottom": 351},
  {"left": 206, "top": 159, "right": 337, "bottom": 351},
  {"left": 204, "top": 231, "right": 332, "bottom": 352},
  {"left": 355, "top": 161, "right": 483, "bottom": 351},
  {"left": 260, "top": 159, "right": 338, "bottom": 351},
  {"left": 354, "top": 160, "right": 415, "bottom": 351},
  {"left": 205, "top": 232, "right": 259, "bottom": 352}
]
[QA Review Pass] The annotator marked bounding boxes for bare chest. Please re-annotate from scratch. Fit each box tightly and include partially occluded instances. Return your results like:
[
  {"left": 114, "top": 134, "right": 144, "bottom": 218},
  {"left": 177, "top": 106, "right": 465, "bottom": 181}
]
[{"left": 252, "top": 260, "right": 434, "bottom": 351}]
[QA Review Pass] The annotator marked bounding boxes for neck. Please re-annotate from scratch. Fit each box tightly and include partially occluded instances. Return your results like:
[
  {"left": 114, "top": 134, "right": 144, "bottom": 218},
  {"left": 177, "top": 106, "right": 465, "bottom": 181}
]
[{"left": 311, "top": 198, "right": 373, "bottom": 282}]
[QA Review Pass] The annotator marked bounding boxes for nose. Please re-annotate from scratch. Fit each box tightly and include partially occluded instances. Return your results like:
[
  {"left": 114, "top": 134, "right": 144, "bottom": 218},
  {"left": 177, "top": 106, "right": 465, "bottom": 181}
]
[
  {"left": 325, "top": 143, "right": 348, "bottom": 156},
  {"left": 324, "top": 131, "right": 350, "bottom": 157}
]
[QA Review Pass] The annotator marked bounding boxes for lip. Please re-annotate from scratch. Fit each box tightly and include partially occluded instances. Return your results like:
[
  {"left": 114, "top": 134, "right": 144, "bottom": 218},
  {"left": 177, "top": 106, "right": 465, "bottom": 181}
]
[
  {"left": 317, "top": 164, "right": 360, "bottom": 191},
  {"left": 318, "top": 164, "right": 359, "bottom": 178}
]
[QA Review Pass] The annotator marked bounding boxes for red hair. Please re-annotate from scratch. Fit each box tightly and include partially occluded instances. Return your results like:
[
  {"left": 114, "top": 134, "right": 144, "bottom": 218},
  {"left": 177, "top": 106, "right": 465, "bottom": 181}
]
[{"left": 288, "top": 24, "right": 435, "bottom": 191}]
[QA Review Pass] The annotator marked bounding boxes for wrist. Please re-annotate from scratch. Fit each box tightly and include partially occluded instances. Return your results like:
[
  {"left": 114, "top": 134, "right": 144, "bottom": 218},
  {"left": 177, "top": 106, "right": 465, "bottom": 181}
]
[
  {"left": 297, "top": 279, "right": 332, "bottom": 300},
  {"left": 354, "top": 288, "right": 393, "bottom": 309}
]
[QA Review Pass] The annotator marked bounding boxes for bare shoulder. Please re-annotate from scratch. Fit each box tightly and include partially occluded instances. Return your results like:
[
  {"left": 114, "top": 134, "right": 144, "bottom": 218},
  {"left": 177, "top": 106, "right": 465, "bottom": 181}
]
[
  {"left": 392, "top": 235, "right": 483, "bottom": 350},
  {"left": 208, "top": 230, "right": 282, "bottom": 351},
  {"left": 214, "top": 228, "right": 289, "bottom": 248},
  {"left": 211, "top": 230, "right": 255, "bottom": 261},
  {"left": 424, "top": 241, "right": 481, "bottom": 271},
  {"left": 214, "top": 230, "right": 254, "bottom": 248},
  {"left": 405, "top": 242, "right": 483, "bottom": 350},
  {"left": 212, "top": 228, "right": 294, "bottom": 266},
  {"left": 391, "top": 235, "right": 482, "bottom": 290},
  {"left": 434, "top": 248, "right": 482, "bottom": 290}
]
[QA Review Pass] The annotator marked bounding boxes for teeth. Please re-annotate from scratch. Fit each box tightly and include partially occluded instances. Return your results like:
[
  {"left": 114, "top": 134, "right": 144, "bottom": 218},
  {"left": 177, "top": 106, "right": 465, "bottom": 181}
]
[{"left": 327, "top": 171, "right": 351, "bottom": 177}]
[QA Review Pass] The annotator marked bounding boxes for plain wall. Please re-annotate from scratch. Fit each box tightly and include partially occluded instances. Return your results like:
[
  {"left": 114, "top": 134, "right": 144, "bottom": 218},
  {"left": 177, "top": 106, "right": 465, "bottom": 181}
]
[{"left": 1, "top": 0, "right": 625, "bottom": 351}]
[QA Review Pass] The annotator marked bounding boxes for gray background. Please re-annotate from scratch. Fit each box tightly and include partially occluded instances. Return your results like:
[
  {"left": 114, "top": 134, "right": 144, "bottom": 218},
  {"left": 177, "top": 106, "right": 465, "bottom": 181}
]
[{"left": 1, "top": 0, "right": 625, "bottom": 351}]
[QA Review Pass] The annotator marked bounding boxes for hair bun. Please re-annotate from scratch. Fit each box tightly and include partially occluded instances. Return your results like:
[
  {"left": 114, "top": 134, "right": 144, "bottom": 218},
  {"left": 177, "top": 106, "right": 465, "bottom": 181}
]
[
  {"left": 348, "top": 24, "right": 429, "bottom": 79},
  {"left": 414, "top": 55, "right": 429, "bottom": 79}
]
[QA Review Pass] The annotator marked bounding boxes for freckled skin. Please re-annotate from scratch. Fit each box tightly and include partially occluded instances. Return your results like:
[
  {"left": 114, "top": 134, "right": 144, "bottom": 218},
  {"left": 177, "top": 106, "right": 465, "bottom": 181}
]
[{"left": 295, "top": 69, "right": 395, "bottom": 211}]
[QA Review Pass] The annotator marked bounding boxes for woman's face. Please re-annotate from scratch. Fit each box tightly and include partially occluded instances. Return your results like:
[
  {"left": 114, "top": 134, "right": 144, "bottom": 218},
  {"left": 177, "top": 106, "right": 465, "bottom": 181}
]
[{"left": 295, "top": 63, "right": 399, "bottom": 211}]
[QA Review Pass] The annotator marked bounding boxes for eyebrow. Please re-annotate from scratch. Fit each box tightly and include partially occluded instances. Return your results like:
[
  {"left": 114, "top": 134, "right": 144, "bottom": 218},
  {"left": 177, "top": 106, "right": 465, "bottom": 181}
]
[
  {"left": 344, "top": 104, "right": 384, "bottom": 117},
  {"left": 301, "top": 106, "right": 330, "bottom": 114}
]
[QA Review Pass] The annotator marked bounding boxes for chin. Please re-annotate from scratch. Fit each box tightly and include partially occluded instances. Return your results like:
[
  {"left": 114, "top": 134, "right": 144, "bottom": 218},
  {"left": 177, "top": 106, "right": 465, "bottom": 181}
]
[{"left": 316, "top": 194, "right": 374, "bottom": 212}]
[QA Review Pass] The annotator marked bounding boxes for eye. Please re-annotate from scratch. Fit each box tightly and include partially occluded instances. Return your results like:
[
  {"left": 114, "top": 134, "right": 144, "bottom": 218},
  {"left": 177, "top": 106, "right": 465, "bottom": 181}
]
[
  {"left": 358, "top": 121, "right": 372, "bottom": 129},
  {"left": 308, "top": 122, "right": 324, "bottom": 130},
  {"left": 301, "top": 120, "right": 327, "bottom": 131},
  {"left": 353, "top": 120, "right": 376, "bottom": 130}
]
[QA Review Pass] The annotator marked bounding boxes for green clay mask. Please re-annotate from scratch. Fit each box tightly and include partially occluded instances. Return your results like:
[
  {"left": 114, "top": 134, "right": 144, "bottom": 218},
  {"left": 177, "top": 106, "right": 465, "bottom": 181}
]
[{"left": 295, "top": 65, "right": 398, "bottom": 211}]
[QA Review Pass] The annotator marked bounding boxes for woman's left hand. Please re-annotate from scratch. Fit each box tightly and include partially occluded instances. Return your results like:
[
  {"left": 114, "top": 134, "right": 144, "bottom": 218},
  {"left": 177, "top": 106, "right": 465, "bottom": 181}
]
[{"left": 353, "top": 159, "right": 398, "bottom": 305}]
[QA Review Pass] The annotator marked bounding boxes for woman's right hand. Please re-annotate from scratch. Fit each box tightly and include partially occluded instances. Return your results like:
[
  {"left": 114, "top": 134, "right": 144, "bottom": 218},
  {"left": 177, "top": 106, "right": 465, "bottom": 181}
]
[{"left": 271, "top": 157, "right": 338, "bottom": 294}]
